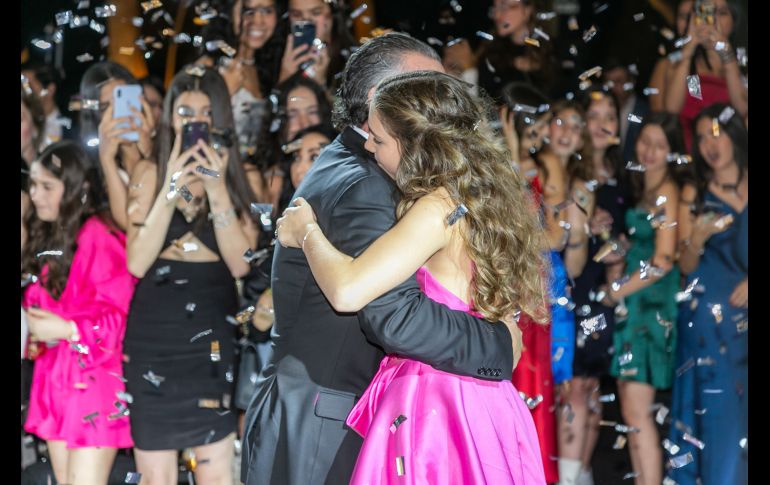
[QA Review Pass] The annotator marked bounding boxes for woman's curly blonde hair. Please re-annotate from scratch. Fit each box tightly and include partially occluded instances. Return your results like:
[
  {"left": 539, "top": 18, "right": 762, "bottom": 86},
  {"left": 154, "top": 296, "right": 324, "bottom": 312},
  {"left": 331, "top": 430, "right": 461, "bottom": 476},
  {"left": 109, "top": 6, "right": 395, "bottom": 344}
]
[{"left": 371, "top": 70, "right": 550, "bottom": 324}]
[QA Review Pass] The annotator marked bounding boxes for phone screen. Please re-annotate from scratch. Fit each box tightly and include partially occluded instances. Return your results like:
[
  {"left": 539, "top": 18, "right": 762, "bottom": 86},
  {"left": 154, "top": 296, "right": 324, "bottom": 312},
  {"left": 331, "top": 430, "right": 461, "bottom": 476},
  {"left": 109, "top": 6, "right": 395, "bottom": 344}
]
[{"left": 113, "top": 84, "right": 143, "bottom": 142}]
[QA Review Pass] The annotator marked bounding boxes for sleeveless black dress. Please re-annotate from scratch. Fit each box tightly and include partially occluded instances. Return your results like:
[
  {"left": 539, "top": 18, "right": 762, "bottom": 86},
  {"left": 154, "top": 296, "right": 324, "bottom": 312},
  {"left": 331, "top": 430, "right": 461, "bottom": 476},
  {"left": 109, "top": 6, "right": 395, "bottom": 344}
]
[{"left": 124, "top": 209, "right": 238, "bottom": 450}]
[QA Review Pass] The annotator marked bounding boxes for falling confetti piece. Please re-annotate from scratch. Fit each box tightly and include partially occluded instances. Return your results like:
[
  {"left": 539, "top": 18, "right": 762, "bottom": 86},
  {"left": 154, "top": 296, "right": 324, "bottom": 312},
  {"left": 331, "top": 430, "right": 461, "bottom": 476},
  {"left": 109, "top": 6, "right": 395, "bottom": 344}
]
[
  {"left": 583, "top": 25, "right": 597, "bottom": 43},
  {"left": 396, "top": 456, "right": 405, "bottom": 476},
  {"left": 36, "top": 250, "right": 63, "bottom": 258},
  {"left": 599, "top": 393, "right": 615, "bottom": 403},
  {"left": 476, "top": 31, "right": 494, "bottom": 41},
  {"left": 625, "top": 161, "right": 646, "bottom": 172},
  {"left": 740, "top": 438, "right": 747, "bottom": 449},
  {"left": 142, "top": 370, "right": 165, "bottom": 388},
  {"left": 682, "top": 432, "right": 705, "bottom": 450},
  {"left": 710, "top": 304, "right": 723, "bottom": 323},
  {"left": 643, "top": 87, "right": 660, "bottom": 96},
  {"left": 622, "top": 471, "right": 638, "bottom": 479},
  {"left": 185, "top": 302, "right": 197, "bottom": 313},
  {"left": 210, "top": 341, "right": 221, "bottom": 362},
  {"left": 628, "top": 113, "right": 643, "bottom": 123},
  {"left": 446, "top": 204, "right": 468, "bottom": 226},
  {"left": 580, "top": 314, "right": 607, "bottom": 335},
  {"left": 687, "top": 75, "right": 703, "bottom": 100},
  {"left": 125, "top": 472, "right": 142, "bottom": 484},
  {"left": 390, "top": 415, "right": 407, "bottom": 433},
  {"left": 32, "top": 39, "right": 53, "bottom": 50},
  {"left": 662, "top": 438, "right": 680, "bottom": 455},
  {"left": 140, "top": 0, "right": 162, "bottom": 13},
  {"left": 674, "top": 35, "right": 692, "bottom": 49},
  {"left": 669, "top": 452, "right": 694, "bottom": 469},
  {"left": 579, "top": 66, "right": 603, "bottom": 81},
  {"left": 634, "top": 13, "right": 645, "bottom": 21},
  {"left": 190, "top": 329, "right": 213, "bottom": 343}
]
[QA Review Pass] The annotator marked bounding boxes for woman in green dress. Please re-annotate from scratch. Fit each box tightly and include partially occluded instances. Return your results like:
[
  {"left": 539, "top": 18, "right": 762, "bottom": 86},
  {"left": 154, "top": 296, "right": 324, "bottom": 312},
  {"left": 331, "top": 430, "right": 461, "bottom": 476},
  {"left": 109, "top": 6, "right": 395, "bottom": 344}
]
[{"left": 598, "top": 112, "right": 689, "bottom": 485}]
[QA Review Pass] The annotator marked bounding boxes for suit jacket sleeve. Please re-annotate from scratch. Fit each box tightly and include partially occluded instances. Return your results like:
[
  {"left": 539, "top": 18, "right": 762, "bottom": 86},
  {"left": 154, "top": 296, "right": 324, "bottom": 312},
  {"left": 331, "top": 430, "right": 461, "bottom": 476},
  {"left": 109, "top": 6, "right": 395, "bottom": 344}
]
[{"left": 326, "top": 173, "right": 513, "bottom": 380}]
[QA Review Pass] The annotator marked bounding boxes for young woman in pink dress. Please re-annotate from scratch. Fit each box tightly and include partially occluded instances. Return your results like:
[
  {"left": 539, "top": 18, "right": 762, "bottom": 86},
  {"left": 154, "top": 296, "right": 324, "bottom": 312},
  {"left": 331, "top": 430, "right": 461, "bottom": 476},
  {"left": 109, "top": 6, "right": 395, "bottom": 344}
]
[
  {"left": 21, "top": 140, "right": 136, "bottom": 484},
  {"left": 276, "top": 70, "right": 548, "bottom": 484}
]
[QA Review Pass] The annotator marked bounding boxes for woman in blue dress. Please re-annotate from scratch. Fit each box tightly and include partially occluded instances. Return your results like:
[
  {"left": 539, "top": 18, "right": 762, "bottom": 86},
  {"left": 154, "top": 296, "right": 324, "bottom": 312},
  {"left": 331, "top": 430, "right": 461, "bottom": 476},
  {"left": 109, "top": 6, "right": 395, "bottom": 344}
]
[{"left": 668, "top": 103, "right": 748, "bottom": 484}]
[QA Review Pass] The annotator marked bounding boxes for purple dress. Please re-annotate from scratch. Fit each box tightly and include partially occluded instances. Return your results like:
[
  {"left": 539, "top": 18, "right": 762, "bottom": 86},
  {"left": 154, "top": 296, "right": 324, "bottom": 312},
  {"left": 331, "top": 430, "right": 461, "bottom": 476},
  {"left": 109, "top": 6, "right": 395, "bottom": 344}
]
[{"left": 346, "top": 267, "right": 546, "bottom": 484}]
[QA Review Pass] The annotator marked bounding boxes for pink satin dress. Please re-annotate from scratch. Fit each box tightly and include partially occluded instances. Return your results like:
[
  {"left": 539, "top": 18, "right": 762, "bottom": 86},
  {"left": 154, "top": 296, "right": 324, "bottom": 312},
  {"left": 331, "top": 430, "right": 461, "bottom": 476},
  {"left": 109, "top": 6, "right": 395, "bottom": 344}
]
[
  {"left": 347, "top": 267, "right": 546, "bottom": 484},
  {"left": 23, "top": 216, "right": 136, "bottom": 449}
]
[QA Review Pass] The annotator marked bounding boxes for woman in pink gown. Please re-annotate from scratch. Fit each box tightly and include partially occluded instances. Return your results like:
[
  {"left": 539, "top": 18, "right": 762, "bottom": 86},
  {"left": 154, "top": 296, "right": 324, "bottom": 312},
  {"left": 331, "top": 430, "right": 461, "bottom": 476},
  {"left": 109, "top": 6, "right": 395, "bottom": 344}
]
[
  {"left": 276, "top": 71, "right": 548, "bottom": 484},
  {"left": 22, "top": 141, "right": 136, "bottom": 484}
]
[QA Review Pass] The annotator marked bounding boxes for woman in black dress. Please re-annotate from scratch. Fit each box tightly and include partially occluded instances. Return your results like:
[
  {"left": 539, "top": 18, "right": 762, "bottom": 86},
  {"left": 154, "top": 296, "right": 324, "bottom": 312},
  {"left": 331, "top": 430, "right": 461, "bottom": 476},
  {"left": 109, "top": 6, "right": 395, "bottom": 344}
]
[{"left": 123, "top": 65, "right": 258, "bottom": 484}]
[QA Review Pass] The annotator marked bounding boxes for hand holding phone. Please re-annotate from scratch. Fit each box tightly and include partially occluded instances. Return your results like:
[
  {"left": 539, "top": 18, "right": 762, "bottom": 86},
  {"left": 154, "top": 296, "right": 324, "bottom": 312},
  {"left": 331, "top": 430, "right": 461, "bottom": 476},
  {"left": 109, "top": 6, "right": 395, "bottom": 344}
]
[
  {"left": 181, "top": 121, "right": 211, "bottom": 152},
  {"left": 113, "top": 84, "right": 143, "bottom": 142},
  {"left": 292, "top": 21, "right": 317, "bottom": 52}
]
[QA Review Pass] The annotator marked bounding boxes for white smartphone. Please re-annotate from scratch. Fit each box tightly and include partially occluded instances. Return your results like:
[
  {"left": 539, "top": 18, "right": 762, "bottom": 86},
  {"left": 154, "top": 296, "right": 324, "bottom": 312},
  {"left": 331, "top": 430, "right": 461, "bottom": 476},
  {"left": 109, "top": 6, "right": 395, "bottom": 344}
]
[{"left": 113, "top": 84, "right": 143, "bottom": 142}]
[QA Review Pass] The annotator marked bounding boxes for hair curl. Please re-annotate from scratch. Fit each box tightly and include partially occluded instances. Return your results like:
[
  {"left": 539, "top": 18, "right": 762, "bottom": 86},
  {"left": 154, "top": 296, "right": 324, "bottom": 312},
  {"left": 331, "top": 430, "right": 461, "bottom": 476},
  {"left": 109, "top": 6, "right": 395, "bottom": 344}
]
[{"left": 372, "top": 71, "right": 550, "bottom": 323}]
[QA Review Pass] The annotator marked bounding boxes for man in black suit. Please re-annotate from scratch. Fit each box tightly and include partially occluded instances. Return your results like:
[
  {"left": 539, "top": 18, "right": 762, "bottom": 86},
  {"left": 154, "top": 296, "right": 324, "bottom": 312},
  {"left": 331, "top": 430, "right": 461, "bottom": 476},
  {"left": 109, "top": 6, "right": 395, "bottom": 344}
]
[{"left": 242, "top": 32, "right": 516, "bottom": 485}]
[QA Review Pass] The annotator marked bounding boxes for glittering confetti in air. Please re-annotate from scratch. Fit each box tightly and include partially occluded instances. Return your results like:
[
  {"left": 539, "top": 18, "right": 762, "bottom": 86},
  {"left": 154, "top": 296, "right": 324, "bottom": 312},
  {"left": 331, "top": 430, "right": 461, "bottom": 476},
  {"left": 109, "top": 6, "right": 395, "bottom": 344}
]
[
  {"left": 125, "top": 472, "right": 142, "bottom": 484},
  {"left": 210, "top": 341, "right": 221, "bottom": 362},
  {"left": 599, "top": 393, "right": 615, "bottom": 403},
  {"left": 142, "top": 370, "right": 165, "bottom": 388},
  {"left": 634, "top": 13, "right": 645, "bottom": 21},
  {"left": 662, "top": 438, "right": 680, "bottom": 455},
  {"left": 622, "top": 471, "right": 638, "bottom": 479},
  {"left": 36, "top": 250, "right": 63, "bottom": 258},
  {"left": 395, "top": 456, "right": 406, "bottom": 476},
  {"left": 674, "top": 35, "right": 692, "bottom": 49},
  {"left": 32, "top": 39, "right": 53, "bottom": 50},
  {"left": 519, "top": 392, "right": 544, "bottom": 410},
  {"left": 449, "top": 0, "right": 462, "bottom": 12},
  {"left": 537, "top": 11, "right": 557, "bottom": 21},
  {"left": 390, "top": 415, "right": 407, "bottom": 433},
  {"left": 476, "top": 31, "right": 494, "bottom": 41},
  {"left": 580, "top": 314, "right": 607, "bottom": 335},
  {"left": 190, "top": 329, "right": 213, "bottom": 343},
  {"left": 446, "top": 204, "right": 468, "bottom": 226},
  {"left": 643, "top": 87, "right": 659, "bottom": 96},
  {"left": 578, "top": 66, "right": 602, "bottom": 81},
  {"left": 628, "top": 113, "right": 643, "bottom": 123},
  {"left": 687, "top": 75, "right": 703, "bottom": 100},
  {"left": 618, "top": 352, "right": 633, "bottom": 366},
  {"left": 140, "top": 0, "right": 162, "bottom": 13},
  {"left": 676, "top": 357, "right": 695, "bottom": 377},
  {"left": 669, "top": 452, "right": 694, "bottom": 469},
  {"left": 56, "top": 11, "right": 73, "bottom": 26},
  {"left": 656, "top": 405, "right": 670, "bottom": 425},
  {"left": 350, "top": 3, "right": 368, "bottom": 19},
  {"left": 718, "top": 106, "right": 736, "bottom": 124},
  {"left": 613, "top": 435, "right": 628, "bottom": 450},
  {"left": 582, "top": 25, "right": 597, "bottom": 43},
  {"left": 740, "top": 438, "right": 747, "bottom": 449},
  {"left": 625, "top": 161, "right": 645, "bottom": 172},
  {"left": 710, "top": 303, "right": 723, "bottom": 323},
  {"left": 682, "top": 432, "right": 705, "bottom": 450}
]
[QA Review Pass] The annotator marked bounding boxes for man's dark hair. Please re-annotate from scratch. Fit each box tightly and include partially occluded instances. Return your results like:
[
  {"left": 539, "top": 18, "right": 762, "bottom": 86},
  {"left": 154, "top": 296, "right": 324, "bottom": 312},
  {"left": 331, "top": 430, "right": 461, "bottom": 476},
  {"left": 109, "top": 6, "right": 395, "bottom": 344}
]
[{"left": 332, "top": 32, "right": 440, "bottom": 130}]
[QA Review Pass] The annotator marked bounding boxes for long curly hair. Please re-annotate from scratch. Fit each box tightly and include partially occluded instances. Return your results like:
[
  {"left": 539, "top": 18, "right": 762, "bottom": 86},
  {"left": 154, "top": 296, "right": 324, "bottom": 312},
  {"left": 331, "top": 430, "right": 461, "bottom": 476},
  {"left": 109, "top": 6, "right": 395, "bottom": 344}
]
[
  {"left": 372, "top": 71, "right": 550, "bottom": 324},
  {"left": 22, "top": 141, "right": 105, "bottom": 299}
]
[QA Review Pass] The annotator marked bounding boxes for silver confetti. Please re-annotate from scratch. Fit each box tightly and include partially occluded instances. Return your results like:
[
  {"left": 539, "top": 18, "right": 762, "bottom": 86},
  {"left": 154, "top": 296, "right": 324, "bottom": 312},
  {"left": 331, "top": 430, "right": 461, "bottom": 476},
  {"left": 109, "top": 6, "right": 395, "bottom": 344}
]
[
  {"left": 623, "top": 472, "right": 638, "bottom": 479},
  {"left": 125, "top": 472, "right": 142, "bottom": 484},
  {"left": 142, "top": 370, "right": 165, "bottom": 387},
  {"left": 519, "top": 391, "right": 544, "bottom": 410},
  {"left": 582, "top": 25, "right": 597, "bottom": 43},
  {"left": 190, "top": 329, "right": 212, "bottom": 342},
  {"left": 576, "top": 305, "right": 592, "bottom": 317},
  {"left": 634, "top": 13, "right": 645, "bottom": 21},
  {"left": 662, "top": 438, "right": 680, "bottom": 455},
  {"left": 89, "top": 20, "right": 106, "bottom": 34},
  {"left": 669, "top": 452, "right": 694, "bottom": 469},
  {"left": 580, "top": 314, "right": 607, "bottom": 335},
  {"left": 718, "top": 106, "right": 736, "bottom": 124},
  {"left": 426, "top": 37, "right": 443, "bottom": 47},
  {"left": 643, "top": 87, "right": 660, "bottom": 96},
  {"left": 656, "top": 405, "right": 670, "bottom": 425},
  {"left": 36, "top": 250, "right": 63, "bottom": 258},
  {"left": 185, "top": 302, "right": 197, "bottom": 313},
  {"left": 736, "top": 47, "right": 747, "bottom": 67},
  {"left": 599, "top": 393, "right": 615, "bottom": 403},
  {"left": 682, "top": 432, "right": 705, "bottom": 450},
  {"left": 625, "top": 161, "right": 646, "bottom": 172},
  {"left": 615, "top": 424, "right": 639, "bottom": 433},
  {"left": 77, "top": 0, "right": 90, "bottom": 8},
  {"left": 674, "top": 35, "right": 692, "bottom": 48},
  {"left": 537, "top": 12, "right": 557, "bottom": 21},
  {"left": 446, "top": 204, "right": 468, "bottom": 226},
  {"left": 611, "top": 275, "right": 631, "bottom": 292},
  {"left": 740, "top": 438, "right": 747, "bottom": 449},
  {"left": 618, "top": 352, "right": 633, "bottom": 366},
  {"left": 579, "top": 65, "right": 602, "bottom": 81},
  {"left": 32, "top": 39, "right": 52, "bottom": 50},
  {"left": 95, "top": 4, "right": 117, "bottom": 17},
  {"left": 628, "top": 113, "right": 643, "bottom": 123},
  {"left": 476, "top": 31, "right": 494, "bottom": 41},
  {"left": 449, "top": 0, "right": 462, "bottom": 12},
  {"left": 695, "top": 408, "right": 707, "bottom": 415},
  {"left": 116, "top": 391, "right": 133, "bottom": 404},
  {"left": 55, "top": 11, "right": 73, "bottom": 26},
  {"left": 70, "top": 16, "right": 89, "bottom": 28},
  {"left": 703, "top": 389, "right": 723, "bottom": 394},
  {"left": 174, "top": 33, "right": 192, "bottom": 44},
  {"left": 349, "top": 3, "right": 368, "bottom": 19},
  {"left": 696, "top": 356, "right": 715, "bottom": 366},
  {"left": 594, "top": 3, "right": 608, "bottom": 13},
  {"left": 533, "top": 27, "right": 550, "bottom": 41},
  {"left": 193, "top": 35, "right": 203, "bottom": 47},
  {"left": 710, "top": 304, "right": 723, "bottom": 323},
  {"left": 390, "top": 414, "right": 407, "bottom": 433},
  {"left": 77, "top": 53, "right": 95, "bottom": 63},
  {"left": 687, "top": 75, "right": 703, "bottom": 100},
  {"left": 676, "top": 357, "right": 695, "bottom": 377}
]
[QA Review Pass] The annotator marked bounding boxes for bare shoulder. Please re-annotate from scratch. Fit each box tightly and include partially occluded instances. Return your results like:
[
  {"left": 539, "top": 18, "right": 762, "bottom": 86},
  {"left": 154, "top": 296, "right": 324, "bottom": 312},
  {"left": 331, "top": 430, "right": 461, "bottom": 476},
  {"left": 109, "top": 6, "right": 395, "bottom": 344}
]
[{"left": 658, "top": 180, "right": 680, "bottom": 203}]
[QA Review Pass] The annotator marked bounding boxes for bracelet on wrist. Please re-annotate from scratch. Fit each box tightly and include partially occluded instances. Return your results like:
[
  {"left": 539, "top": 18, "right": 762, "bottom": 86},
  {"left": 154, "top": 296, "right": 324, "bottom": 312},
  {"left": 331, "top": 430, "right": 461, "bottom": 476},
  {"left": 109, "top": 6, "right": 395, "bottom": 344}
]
[{"left": 302, "top": 224, "right": 319, "bottom": 250}]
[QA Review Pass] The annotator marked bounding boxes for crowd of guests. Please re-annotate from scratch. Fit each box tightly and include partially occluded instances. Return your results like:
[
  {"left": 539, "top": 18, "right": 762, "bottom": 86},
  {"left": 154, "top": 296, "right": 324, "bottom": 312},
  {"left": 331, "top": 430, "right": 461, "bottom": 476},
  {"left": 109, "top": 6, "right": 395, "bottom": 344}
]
[{"left": 21, "top": 0, "right": 747, "bottom": 484}]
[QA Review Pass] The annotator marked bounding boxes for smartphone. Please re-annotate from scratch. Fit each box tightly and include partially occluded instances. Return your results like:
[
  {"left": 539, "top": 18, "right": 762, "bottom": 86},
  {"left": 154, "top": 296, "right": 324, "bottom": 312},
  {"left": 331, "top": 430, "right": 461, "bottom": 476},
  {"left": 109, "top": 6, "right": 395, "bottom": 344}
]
[
  {"left": 695, "top": 0, "right": 716, "bottom": 24},
  {"left": 292, "top": 21, "right": 316, "bottom": 52},
  {"left": 181, "top": 121, "right": 210, "bottom": 155},
  {"left": 113, "top": 84, "right": 143, "bottom": 142}
]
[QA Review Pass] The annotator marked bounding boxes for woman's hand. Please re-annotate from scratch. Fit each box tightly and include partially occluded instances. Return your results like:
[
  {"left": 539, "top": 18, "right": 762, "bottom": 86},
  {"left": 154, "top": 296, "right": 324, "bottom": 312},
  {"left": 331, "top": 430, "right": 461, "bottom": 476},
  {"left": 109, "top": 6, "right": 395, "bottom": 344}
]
[
  {"left": 252, "top": 289, "right": 275, "bottom": 332},
  {"left": 275, "top": 197, "right": 318, "bottom": 248},
  {"left": 307, "top": 42, "right": 331, "bottom": 86},
  {"left": 499, "top": 105, "right": 520, "bottom": 165},
  {"left": 729, "top": 278, "right": 748, "bottom": 308},
  {"left": 189, "top": 139, "right": 229, "bottom": 194},
  {"left": 691, "top": 212, "right": 731, "bottom": 245},
  {"left": 279, "top": 34, "right": 315, "bottom": 83},
  {"left": 163, "top": 136, "right": 206, "bottom": 199},
  {"left": 131, "top": 95, "right": 156, "bottom": 160},
  {"left": 97, "top": 103, "right": 134, "bottom": 165},
  {"left": 26, "top": 308, "right": 73, "bottom": 342}
]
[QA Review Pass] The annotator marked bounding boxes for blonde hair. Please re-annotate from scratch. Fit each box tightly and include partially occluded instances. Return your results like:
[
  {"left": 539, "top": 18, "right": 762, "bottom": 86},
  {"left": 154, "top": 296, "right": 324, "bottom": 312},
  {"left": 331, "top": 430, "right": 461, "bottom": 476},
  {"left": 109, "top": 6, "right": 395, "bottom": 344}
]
[{"left": 372, "top": 71, "right": 550, "bottom": 324}]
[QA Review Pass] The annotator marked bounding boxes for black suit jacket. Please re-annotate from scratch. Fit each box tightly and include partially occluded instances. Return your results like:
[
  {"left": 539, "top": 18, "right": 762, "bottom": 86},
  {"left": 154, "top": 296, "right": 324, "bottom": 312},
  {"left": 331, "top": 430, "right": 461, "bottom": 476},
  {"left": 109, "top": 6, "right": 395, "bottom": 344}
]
[{"left": 241, "top": 127, "right": 513, "bottom": 485}]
